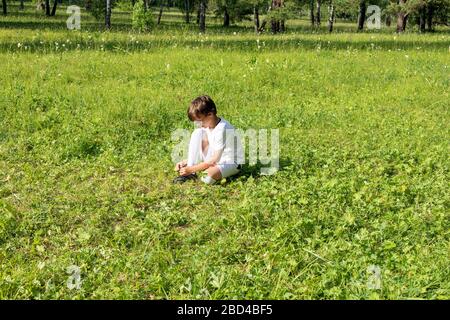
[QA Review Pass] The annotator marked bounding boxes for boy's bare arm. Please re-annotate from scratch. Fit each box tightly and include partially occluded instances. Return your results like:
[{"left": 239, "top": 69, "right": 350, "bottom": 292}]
[
  {"left": 179, "top": 149, "right": 223, "bottom": 176},
  {"left": 180, "top": 162, "right": 212, "bottom": 175}
]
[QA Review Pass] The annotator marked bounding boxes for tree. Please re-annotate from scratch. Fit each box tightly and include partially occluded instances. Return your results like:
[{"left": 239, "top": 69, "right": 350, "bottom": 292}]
[
  {"left": 132, "top": 0, "right": 154, "bottom": 30},
  {"left": 87, "top": 0, "right": 117, "bottom": 29},
  {"left": 357, "top": 0, "right": 366, "bottom": 30},
  {"left": 210, "top": 0, "right": 255, "bottom": 28},
  {"left": 45, "top": 0, "right": 51, "bottom": 15},
  {"left": 418, "top": 2, "right": 426, "bottom": 31},
  {"left": 184, "top": 0, "right": 191, "bottom": 23},
  {"left": 212, "top": 0, "right": 237, "bottom": 27},
  {"left": 199, "top": 0, "right": 206, "bottom": 32},
  {"left": 157, "top": 0, "right": 165, "bottom": 24},
  {"left": 254, "top": 4, "right": 260, "bottom": 32},
  {"left": 50, "top": 0, "right": 58, "bottom": 16},
  {"left": 223, "top": 4, "right": 230, "bottom": 25},
  {"left": 396, "top": 0, "right": 408, "bottom": 32},
  {"left": 173, "top": 0, "right": 195, "bottom": 23},
  {"left": 270, "top": 0, "right": 284, "bottom": 33},
  {"left": 316, "top": 0, "right": 321, "bottom": 26},
  {"left": 2, "top": 0, "right": 6, "bottom": 15},
  {"left": 256, "top": 0, "right": 298, "bottom": 33},
  {"left": 426, "top": 1, "right": 434, "bottom": 29},
  {"left": 106, "top": 0, "right": 112, "bottom": 29},
  {"left": 328, "top": 0, "right": 335, "bottom": 31},
  {"left": 420, "top": 0, "right": 449, "bottom": 31},
  {"left": 310, "top": 0, "right": 315, "bottom": 26},
  {"left": 384, "top": 0, "right": 445, "bottom": 32}
]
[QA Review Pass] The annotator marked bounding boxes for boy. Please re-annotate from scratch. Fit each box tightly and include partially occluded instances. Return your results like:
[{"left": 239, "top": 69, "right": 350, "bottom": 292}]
[{"left": 173, "top": 95, "right": 244, "bottom": 185}]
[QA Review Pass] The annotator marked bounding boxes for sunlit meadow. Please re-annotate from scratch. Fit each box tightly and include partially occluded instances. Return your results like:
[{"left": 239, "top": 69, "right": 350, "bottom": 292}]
[{"left": 0, "top": 4, "right": 449, "bottom": 299}]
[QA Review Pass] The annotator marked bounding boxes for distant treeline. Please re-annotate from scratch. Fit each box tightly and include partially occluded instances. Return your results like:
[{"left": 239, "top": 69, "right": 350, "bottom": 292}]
[{"left": 2, "top": 0, "right": 448, "bottom": 33}]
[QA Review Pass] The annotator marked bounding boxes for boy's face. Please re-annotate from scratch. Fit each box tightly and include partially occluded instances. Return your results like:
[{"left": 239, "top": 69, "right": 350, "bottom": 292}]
[{"left": 192, "top": 113, "right": 215, "bottom": 128}]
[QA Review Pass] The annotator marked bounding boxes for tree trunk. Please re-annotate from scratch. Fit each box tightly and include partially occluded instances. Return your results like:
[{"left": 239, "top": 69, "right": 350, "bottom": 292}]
[
  {"left": 357, "top": 0, "right": 366, "bottom": 30},
  {"left": 223, "top": 7, "right": 230, "bottom": 27},
  {"left": 50, "top": 0, "right": 58, "bottom": 16},
  {"left": 105, "top": 0, "right": 111, "bottom": 30},
  {"left": 258, "top": 20, "right": 267, "bottom": 32},
  {"left": 328, "top": 3, "right": 335, "bottom": 32},
  {"left": 254, "top": 6, "right": 260, "bottom": 33},
  {"left": 280, "top": 20, "right": 285, "bottom": 32},
  {"left": 199, "top": 0, "right": 206, "bottom": 32},
  {"left": 20, "top": 0, "right": 24, "bottom": 10},
  {"left": 143, "top": 0, "right": 148, "bottom": 11},
  {"left": 271, "top": 21, "right": 280, "bottom": 33},
  {"left": 310, "top": 0, "right": 315, "bottom": 26},
  {"left": 184, "top": 0, "right": 190, "bottom": 23},
  {"left": 402, "top": 13, "right": 408, "bottom": 31},
  {"left": 2, "top": 0, "right": 6, "bottom": 15},
  {"left": 396, "top": 0, "right": 407, "bottom": 33},
  {"left": 45, "top": 0, "right": 50, "bottom": 15},
  {"left": 270, "top": 1, "right": 276, "bottom": 33},
  {"left": 419, "top": 6, "right": 426, "bottom": 32},
  {"left": 196, "top": 6, "right": 200, "bottom": 24},
  {"left": 316, "top": 0, "right": 321, "bottom": 26},
  {"left": 426, "top": 4, "right": 433, "bottom": 31},
  {"left": 386, "top": 14, "right": 391, "bottom": 27},
  {"left": 271, "top": 21, "right": 278, "bottom": 33},
  {"left": 157, "top": 3, "right": 164, "bottom": 25},
  {"left": 271, "top": 0, "right": 282, "bottom": 34}
]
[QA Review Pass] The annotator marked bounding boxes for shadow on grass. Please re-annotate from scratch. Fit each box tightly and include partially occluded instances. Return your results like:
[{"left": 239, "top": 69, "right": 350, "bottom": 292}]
[
  {"left": 0, "top": 19, "right": 134, "bottom": 32},
  {"left": 225, "top": 158, "right": 292, "bottom": 183},
  {"left": 2, "top": 17, "right": 449, "bottom": 34},
  {"left": 1, "top": 35, "right": 449, "bottom": 53}
]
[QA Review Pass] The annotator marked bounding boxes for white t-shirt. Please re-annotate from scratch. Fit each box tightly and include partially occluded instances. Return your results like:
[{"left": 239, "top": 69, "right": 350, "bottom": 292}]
[{"left": 204, "top": 118, "right": 244, "bottom": 165}]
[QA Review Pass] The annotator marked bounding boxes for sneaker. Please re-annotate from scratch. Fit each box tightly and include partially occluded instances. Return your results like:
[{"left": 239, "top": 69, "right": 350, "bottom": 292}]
[{"left": 172, "top": 174, "right": 197, "bottom": 184}]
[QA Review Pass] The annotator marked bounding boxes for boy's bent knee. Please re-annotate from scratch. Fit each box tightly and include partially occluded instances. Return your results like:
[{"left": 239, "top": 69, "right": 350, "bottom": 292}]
[{"left": 206, "top": 166, "right": 222, "bottom": 180}]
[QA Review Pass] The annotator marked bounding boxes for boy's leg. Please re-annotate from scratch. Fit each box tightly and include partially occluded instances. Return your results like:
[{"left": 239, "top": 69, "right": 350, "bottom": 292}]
[
  {"left": 203, "top": 166, "right": 222, "bottom": 182},
  {"left": 201, "top": 164, "right": 240, "bottom": 185},
  {"left": 174, "top": 129, "right": 208, "bottom": 183},
  {"left": 187, "top": 128, "right": 206, "bottom": 167},
  {"left": 185, "top": 129, "right": 242, "bottom": 185}
]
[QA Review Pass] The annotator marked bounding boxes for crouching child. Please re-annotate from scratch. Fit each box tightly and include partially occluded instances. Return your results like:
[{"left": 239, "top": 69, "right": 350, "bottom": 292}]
[{"left": 173, "top": 95, "right": 244, "bottom": 185}]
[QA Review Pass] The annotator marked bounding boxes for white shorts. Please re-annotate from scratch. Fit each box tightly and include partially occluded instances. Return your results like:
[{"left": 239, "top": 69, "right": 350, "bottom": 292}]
[{"left": 217, "top": 163, "right": 241, "bottom": 178}]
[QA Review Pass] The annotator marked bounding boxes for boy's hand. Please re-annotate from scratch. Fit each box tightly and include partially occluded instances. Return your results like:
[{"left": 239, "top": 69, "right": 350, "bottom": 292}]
[
  {"left": 179, "top": 166, "right": 193, "bottom": 176},
  {"left": 174, "top": 160, "right": 187, "bottom": 172}
]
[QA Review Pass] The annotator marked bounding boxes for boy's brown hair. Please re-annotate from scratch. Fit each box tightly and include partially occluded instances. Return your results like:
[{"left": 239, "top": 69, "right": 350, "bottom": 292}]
[{"left": 187, "top": 95, "right": 217, "bottom": 121}]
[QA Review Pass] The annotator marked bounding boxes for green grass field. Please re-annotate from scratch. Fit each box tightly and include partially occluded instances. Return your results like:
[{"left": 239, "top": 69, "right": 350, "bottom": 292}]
[{"left": 0, "top": 4, "right": 449, "bottom": 299}]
